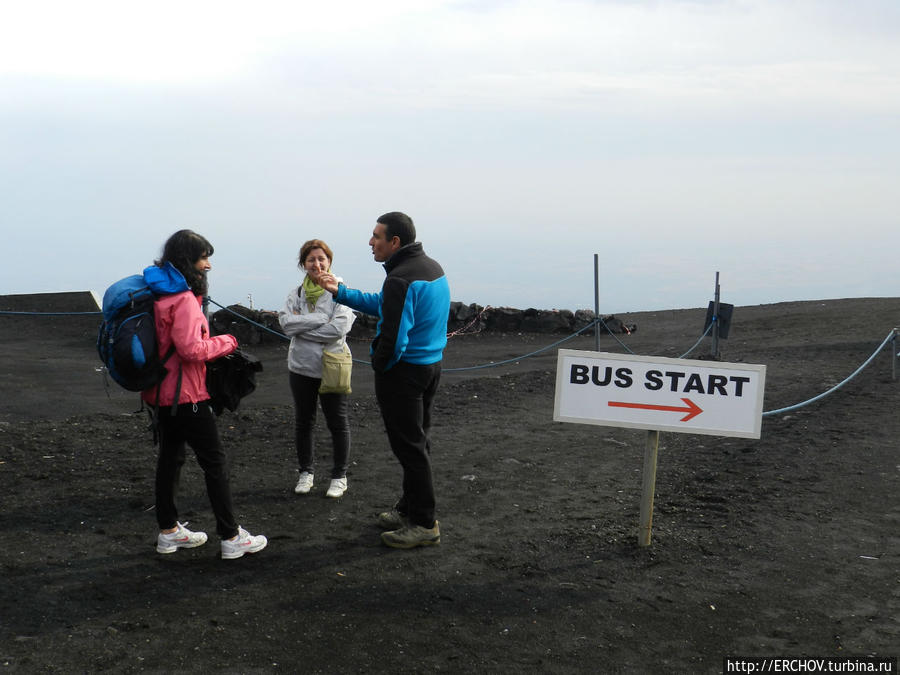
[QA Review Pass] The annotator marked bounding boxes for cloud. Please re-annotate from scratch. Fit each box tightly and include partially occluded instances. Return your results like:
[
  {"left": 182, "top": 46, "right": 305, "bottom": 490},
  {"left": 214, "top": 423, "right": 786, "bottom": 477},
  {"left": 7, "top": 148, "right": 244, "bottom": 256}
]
[
  {"left": 4, "top": 0, "right": 899, "bottom": 117},
  {"left": 1, "top": 0, "right": 898, "bottom": 313}
]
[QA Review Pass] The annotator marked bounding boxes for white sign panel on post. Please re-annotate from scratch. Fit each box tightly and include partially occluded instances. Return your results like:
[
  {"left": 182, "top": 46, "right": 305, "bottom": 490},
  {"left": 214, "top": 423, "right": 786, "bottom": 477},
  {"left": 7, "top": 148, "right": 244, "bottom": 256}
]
[{"left": 553, "top": 349, "right": 766, "bottom": 439}]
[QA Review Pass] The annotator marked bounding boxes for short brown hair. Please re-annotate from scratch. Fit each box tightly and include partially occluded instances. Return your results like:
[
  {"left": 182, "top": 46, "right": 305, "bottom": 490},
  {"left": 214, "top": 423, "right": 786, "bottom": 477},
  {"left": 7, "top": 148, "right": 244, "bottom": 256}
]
[
  {"left": 377, "top": 212, "right": 416, "bottom": 246},
  {"left": 298, "top": 239, "right": 334, "bottom": 267}
]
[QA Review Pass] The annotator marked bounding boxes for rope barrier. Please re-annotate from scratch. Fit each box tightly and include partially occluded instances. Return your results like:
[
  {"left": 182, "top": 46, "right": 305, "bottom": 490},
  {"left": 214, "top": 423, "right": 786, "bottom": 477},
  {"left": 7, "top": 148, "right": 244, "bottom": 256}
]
[
  {"left": 761, "top": 329, "right": 895, "bottom": 417},
  {"left": 207, "top": 298, "right": 288, "bottom": 340},
  {"left": 208, "top": 297, "right": 607, "bottom": 371},
  {"left": 0, "top": 310, "right": 101, "bottom": 316},
  {"left": 189, "top": 308, "right": 900, "bottom": 415},
  {"left": 443, "top": 320, "right": 601, "bottom": 372},
  {"left": 5, "top": 300, "right": 894, "bottom": 418},
  {"left": 596, "top": 315, "right": 635, "bottom": 355},
  {"left": 678, "top": 320, "right": 714, "bottom": 359},
  {"left": 445, "top": 304, "right": 492, "bottom": 338}
]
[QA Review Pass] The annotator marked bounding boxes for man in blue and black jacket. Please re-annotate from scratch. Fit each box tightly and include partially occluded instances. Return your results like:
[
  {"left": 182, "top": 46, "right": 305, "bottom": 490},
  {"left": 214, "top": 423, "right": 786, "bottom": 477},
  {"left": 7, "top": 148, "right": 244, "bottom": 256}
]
[{"left": 320, "top": 212, "right": 450, "bottom": 549}]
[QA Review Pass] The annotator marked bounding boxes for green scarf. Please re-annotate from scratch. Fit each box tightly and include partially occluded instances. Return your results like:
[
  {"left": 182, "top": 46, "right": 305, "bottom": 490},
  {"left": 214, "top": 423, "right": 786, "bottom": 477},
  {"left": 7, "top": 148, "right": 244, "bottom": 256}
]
[{"left": 301, "top": 274, "right": 326, "bottom": 311}]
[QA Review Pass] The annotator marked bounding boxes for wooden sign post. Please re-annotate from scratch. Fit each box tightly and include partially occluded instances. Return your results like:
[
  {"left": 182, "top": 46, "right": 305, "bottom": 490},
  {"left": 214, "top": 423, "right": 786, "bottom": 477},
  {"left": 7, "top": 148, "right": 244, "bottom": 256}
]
[{"left": 639, "top": 430, "right": 660, "bottom": 547}]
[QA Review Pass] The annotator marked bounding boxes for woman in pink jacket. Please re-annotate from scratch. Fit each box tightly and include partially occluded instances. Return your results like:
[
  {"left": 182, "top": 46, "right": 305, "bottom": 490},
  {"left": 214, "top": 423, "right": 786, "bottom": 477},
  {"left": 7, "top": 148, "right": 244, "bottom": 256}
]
[{"left": 141, "top": 230, "right": 267, "bottom": 560}]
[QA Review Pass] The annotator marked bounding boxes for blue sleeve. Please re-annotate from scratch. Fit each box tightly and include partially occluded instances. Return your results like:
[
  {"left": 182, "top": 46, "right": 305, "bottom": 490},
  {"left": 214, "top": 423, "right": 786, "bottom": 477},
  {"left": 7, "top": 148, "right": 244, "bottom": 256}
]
[{"left": 335, "top": 284, "right": 382, "bottom": 317}]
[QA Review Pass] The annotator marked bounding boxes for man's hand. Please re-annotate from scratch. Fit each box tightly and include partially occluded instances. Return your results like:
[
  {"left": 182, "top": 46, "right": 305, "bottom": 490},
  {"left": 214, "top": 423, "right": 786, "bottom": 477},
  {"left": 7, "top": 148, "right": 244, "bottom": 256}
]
[{"left": 318, "top": 273, "right": 339, "bottom": 294}]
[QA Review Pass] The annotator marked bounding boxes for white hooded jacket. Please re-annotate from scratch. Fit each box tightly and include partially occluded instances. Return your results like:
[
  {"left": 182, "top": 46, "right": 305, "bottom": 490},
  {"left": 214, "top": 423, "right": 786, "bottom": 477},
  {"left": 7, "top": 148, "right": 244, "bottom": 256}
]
[{"left": 278, "top": 277, "right": 356, "bottom": 378}]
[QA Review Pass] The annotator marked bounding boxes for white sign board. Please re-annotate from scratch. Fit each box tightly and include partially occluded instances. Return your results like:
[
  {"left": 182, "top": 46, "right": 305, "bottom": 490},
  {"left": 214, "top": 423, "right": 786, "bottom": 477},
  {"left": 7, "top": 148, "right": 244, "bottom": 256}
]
[{"left": 554, "top": 350, "right": 766, "bottom": 439}]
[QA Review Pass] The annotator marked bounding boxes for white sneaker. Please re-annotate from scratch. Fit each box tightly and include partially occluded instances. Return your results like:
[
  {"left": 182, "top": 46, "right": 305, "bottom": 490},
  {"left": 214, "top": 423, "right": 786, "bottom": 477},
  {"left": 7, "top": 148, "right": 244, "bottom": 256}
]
[
  {"left": 294, "top": 471, "right": 314, "bottom": 494},
  {"left": 221, "top": 526, "right": 268, "bottom": 560},
  {"left": 325, "top": 477, "right": 347, "bottom": 498},
  {"left": 156, "top": 521, "right": 208, "bottom": 554}
]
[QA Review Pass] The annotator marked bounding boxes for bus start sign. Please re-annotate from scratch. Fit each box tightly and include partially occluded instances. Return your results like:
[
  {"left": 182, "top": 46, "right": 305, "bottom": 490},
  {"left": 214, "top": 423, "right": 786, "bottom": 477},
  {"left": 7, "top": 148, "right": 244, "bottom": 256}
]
[{"left": 553, "top": 349, "right": 766, "bottom": 439}]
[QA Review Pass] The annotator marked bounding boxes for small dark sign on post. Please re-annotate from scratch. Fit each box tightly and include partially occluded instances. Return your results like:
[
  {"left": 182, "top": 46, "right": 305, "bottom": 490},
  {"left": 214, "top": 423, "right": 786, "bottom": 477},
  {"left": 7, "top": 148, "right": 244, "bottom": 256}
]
[{"left": 704, "top": 302, "right": 733, "bottom": 340}]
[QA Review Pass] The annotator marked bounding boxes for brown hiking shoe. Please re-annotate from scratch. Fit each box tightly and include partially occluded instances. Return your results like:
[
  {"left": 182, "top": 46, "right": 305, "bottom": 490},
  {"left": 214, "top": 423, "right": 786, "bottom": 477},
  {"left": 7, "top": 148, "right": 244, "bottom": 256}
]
[
  {"left": 380, "top": 521, "right": 440, "bottom": 549},
  {"left": 377, "top": 509, "right": 408, "bottom": 531}
]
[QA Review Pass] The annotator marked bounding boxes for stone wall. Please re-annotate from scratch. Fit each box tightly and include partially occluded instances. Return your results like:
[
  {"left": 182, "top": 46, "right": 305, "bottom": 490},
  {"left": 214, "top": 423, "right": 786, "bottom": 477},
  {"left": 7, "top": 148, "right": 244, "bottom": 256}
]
[
  {"left": 209, "top": 302, "right": 635, "bottom": 346},
  {"left": 0, "top": 291, "right": 100, "bottom": 313}
]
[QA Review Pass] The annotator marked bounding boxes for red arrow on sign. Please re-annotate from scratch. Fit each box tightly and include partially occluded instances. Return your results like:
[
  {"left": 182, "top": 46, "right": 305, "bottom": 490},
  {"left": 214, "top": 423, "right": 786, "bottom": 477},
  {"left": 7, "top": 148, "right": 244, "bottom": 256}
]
[{"left": 608, "top": 397, "right": 703, "bottom": 422}]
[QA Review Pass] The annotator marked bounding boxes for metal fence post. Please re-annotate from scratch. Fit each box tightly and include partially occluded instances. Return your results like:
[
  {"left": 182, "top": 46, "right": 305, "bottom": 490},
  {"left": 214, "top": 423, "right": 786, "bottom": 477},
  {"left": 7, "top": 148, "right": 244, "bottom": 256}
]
[
  {"left": 893, "top": 328, "right": 899, "bottom": 382},
  {"left": 594, "top": 254, "right": 601, "bottom": 352},
  {"left": 711, "top": 271, "right": 720, "bottom": 359}
]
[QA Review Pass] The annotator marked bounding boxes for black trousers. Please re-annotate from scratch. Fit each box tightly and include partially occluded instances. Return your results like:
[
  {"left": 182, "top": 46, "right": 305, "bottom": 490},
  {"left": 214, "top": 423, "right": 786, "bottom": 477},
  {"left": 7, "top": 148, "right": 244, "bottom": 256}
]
[
  {"left": 374, "top": 360, "right": 442, "bottom": 528},
  {"left": 155, "top": 401, "right": 238, "bottom": 539},
  {"left": 289, "top": 372, "right": 351, "bottom": 479}
]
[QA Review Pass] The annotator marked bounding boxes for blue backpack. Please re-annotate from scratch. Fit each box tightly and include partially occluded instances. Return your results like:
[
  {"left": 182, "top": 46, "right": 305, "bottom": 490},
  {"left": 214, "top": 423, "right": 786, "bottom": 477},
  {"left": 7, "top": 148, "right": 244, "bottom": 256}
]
[{"left": 97, "top": 275, "right": 174, "bottom": 392}]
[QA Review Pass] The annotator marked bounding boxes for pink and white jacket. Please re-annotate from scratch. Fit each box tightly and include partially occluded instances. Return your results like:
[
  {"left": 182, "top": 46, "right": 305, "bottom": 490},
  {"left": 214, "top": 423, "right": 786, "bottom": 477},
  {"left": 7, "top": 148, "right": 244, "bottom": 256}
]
[{"left": 140, "top": 279, "right": 237, "bottom": 407}]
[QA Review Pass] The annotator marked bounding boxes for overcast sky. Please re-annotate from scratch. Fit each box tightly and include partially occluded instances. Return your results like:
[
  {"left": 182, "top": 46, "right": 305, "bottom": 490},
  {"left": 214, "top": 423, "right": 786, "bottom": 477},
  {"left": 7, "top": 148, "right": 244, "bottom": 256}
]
[{"left": 2, "top": 0, "right": 898, "bottom": 314}]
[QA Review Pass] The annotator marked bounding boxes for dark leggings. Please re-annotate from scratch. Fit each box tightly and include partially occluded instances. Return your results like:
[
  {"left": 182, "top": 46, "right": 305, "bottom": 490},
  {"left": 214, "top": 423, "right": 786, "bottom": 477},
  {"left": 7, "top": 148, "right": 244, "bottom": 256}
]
[
  {"left": 289, "top": 371, "right": 351, "bottom": 479},
  {"left": 155, "top": 401, "right": 238, "bottom": 539}
]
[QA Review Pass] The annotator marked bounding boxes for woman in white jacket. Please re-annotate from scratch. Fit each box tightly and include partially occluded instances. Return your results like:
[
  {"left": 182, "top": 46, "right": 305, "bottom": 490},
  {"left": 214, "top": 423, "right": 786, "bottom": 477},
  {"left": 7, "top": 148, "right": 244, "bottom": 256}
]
[{"left": 279, "top": 239, "right": 356, "bottom": 498}]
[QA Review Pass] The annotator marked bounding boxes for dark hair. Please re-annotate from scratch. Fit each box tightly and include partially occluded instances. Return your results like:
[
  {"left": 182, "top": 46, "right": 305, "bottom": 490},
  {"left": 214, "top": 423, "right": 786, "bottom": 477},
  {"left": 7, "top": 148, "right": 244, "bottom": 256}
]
[
  {"left": 377, "top": 212, "right": 416, "bottom": 247},
  {"left": 298, "top": 239, "right": 334, "bottom": 268},
  {"left": 157, "top": 229, "right": 214, "bottom": 296}
]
